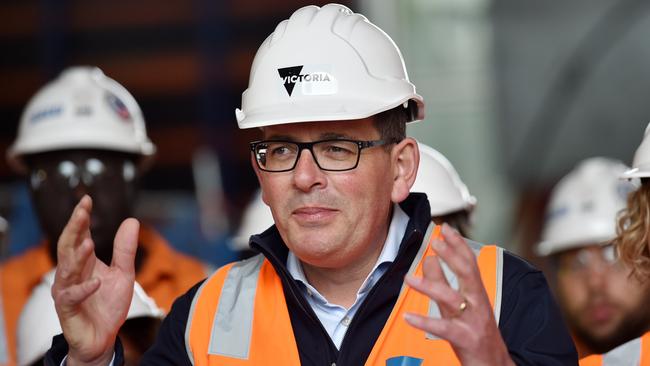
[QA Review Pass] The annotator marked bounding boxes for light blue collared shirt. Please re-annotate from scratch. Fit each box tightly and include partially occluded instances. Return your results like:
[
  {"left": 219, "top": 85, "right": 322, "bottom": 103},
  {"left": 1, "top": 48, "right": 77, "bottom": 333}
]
[{"left": 287, "top": 204, "right": 409, "bottom": 349}]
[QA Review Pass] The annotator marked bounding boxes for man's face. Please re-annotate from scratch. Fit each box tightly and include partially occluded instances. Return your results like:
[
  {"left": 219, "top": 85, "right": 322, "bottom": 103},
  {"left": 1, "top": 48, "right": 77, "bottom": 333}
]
[
  {"left": 253, "top": 118, "right": 396, "bottom": 270},
  {"left": 555, "top": 244, "right": 650, "bottom": 353},
  {"left": 26, "top": 149, "right": 138, "bottom": 265}
]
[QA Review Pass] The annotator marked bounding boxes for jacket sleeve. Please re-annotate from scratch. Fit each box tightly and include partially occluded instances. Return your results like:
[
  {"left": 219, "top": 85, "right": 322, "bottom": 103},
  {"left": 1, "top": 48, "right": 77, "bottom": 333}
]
[{"left": 499, "top": 252, "right": 579, "bottom": 366}]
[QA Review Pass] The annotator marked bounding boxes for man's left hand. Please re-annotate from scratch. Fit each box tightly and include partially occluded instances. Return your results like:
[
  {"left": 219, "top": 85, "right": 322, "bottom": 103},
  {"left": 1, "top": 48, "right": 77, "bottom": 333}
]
[{"left": 404, "top": 223, "right": 515, "bottom": 366}]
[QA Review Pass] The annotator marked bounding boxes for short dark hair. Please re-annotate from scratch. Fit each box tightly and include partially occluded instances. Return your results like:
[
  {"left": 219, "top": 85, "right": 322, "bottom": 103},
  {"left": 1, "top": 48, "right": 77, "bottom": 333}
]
[{"left": 373, "top": 105, "right": 408, "bottom": 146}]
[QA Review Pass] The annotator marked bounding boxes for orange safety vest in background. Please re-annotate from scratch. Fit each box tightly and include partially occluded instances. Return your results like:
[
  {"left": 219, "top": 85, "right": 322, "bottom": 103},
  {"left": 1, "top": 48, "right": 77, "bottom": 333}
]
[
  {"left": 0, "top": 225, "right": 209, "bottom": 366},
  {"left": 186, "top": 224, "right": 505, "bottom": 365},
  {"left": 579, "top": 332, "right": 650, "bottom": 366}
]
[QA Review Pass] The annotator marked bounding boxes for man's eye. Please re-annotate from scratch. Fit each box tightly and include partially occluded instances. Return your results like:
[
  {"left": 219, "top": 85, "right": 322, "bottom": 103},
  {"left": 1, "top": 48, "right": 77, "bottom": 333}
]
[
  {"left": 271, "top": 146, "right": 292, "bottom": 155},
  {"left": 322, "top": 143, "right": 355, "bottom": 155}
]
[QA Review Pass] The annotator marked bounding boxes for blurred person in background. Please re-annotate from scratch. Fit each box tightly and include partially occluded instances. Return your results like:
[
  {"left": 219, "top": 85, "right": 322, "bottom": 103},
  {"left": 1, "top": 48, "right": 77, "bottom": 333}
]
[
  {"left": 537, "top": 157, "right": 650, "bottom": 364},
  {"left": 411, "top": 142, "right": 476, "bottom": 238},
  {"left": 232, "top": 142, "right": 476, "bottom": 258},
  {"left": 618, "top": 122, "right": 650, "bottom": 278},
  {"left": 17, "top": 269, "right": 162, "bottom": 366},
  {"left": 0, "top": 66, "right": 210, "bottom": 365},
  {"left": 45, "top": 4, "right": 576, "bottom": 365}
]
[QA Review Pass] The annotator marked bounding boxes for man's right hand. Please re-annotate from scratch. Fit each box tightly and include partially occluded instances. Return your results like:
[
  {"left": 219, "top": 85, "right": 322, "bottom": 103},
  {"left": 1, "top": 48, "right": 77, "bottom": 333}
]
[{"left": 51, "top": 195, "right": 139, "bottom": 366}]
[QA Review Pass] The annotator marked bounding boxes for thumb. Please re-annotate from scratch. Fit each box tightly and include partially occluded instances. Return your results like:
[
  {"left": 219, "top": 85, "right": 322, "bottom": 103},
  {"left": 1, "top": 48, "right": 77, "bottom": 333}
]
[{"left": 111, "top": 218, "right": 139, "bottom": 276}]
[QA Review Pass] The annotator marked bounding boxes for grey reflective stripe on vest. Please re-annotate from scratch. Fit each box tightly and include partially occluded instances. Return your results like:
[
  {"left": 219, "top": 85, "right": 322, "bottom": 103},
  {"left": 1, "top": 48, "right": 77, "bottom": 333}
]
[
  {"left": 601, "top": 336, "right": 641, "bottom": 365},
  {"left": 185, "top": 254, "right": 265, "bottom": 363},
  {"left": 404, "top": 228, "right": 504, "bottom": 340}
]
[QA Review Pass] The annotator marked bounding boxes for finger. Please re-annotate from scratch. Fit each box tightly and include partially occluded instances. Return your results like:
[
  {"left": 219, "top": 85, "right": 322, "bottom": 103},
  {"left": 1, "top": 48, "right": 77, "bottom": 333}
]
[
  {"left": 57, "top": 196, "right": 93, "bottom": 260},
  {"left": 433, "top": 224, "right": 482, "bottom": 293},
  {"left": 440, "top": 223, "right": 475, "bottom": 262},
  {"left": 56, "top": 235, "right": 96, "bottom": 291},
  {"left": 404, "top": 312, "right": 469, "bottom": 346},
  {"left": 420, "top": 256, "right": 462, "bottom": 317},
  {"left": 111, "top": 218, "right": 139, "bottom": 277},
  {"left": 53, "top": 277, "right": 101, "bottom": 312},
  {"left": 405, "top": 269, "right": 465, "bottom": 318}
]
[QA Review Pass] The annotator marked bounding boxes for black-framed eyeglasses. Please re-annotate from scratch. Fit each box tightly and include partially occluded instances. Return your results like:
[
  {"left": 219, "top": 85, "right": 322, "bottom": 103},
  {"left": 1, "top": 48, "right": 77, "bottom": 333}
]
[{"left": 250, "top": 139, "right": 389, "bottom": 172}]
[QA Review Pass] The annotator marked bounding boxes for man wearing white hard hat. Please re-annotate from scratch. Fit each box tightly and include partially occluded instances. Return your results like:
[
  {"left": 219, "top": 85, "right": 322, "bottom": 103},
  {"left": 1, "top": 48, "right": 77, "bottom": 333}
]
[
  {"left": 17, "top": 270, "right": 163, "bottom": 366},
  {"left": 0, "top": 66, "right": 211, "bottom": 365},
  {"left": 537, "top": 157, "right": 650, "bottom": 364},
  {"left": 46, "top": 4, "right": 576, "bottom": 365}
]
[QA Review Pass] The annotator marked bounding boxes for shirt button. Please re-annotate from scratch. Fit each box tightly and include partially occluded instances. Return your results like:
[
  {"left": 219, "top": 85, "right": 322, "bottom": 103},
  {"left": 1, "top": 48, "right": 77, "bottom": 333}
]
[
  {"left": 307, "top": 288, "right": 313, "bottom": 297},
  {"left": 342, "top": 316, "right": 351, "bottom": 326}
]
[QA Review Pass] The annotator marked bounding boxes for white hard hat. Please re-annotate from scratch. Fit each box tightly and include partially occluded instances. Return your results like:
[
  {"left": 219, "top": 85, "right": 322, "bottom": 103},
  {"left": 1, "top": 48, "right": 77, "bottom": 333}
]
[
  {"left": 7, "top": 66, "right": 156, "bottom": 173},
  {"left": 231, "top": 189, "right": 275, "bottom": 251},
  {"left": 411, "top": 143, "right": 476, "bottom": 216},
  {"left": 621, "top": 122, "right": 650, "bottom": 179},
  {"left": 17, "top": 269, "right": 163, "bottom": 366},
  {"left": 235, "top": 3, "right": 424, "bottom": 129},
  {"left": 537, "top": 157, "right": 639, "bottom": 256}
]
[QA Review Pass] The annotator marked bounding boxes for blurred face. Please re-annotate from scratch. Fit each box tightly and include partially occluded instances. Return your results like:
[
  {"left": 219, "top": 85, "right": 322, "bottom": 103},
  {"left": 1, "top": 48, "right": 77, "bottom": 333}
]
[
  {"left": 555, "top": 244, "right": 650, "bottom": 353},
  {"left": 253, "top": 118, "right": 395, "bottom": 270},
  {"left": 26, "top": 149, "right": 138, "bottom": 265}
]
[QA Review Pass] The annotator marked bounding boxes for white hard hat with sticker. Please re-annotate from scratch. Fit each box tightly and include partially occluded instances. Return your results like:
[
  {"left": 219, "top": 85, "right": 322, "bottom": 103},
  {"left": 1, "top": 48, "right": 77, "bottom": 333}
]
[
  {"left": 7, "top": 66, "right": 156, "bottom": 173},
  {"left": 235, "top": 4, "right": 424, "bottom": 129},
  {"left": 411, "top": 143, "right": 476, "bottom": 216},
  {"left": 17, "top": 269, "right": 163, "bottom": 366},
  {"left": 537, "top": 157, "right": 639, "bottom": 256}
]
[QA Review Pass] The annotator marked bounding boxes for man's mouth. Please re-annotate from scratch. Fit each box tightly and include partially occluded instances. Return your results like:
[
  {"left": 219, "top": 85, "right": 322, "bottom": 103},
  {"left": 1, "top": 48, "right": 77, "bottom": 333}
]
[{"left": 291, "top": 206, "right": 338, "bottom": 225}]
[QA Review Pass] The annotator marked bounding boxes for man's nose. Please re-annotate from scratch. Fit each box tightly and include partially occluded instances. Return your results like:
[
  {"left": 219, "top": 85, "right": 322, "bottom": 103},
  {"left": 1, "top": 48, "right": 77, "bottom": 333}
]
[{"left": 292, "top": 148, "right": 327, "bottom": 192}]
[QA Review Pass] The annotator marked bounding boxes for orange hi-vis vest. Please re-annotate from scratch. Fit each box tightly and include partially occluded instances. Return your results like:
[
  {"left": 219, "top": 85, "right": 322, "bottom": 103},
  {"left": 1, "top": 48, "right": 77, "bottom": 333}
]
[
  {"left": 579, "top": 332, "right": 650, "bottom": 366},
  {"left": 185, "top": 224, "right": 505, "bottom": 365}
]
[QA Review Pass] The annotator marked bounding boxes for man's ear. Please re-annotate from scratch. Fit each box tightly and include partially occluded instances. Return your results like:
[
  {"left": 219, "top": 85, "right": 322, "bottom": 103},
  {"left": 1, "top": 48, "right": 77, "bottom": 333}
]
[{"left": 391, "top": 137, "right": 419, "bottom": 203}]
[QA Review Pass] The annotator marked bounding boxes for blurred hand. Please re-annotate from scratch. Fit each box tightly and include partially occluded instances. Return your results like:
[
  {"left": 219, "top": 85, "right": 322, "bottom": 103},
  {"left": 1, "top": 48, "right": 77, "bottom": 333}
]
[
  {"left": 51, "top": 196, "right": 139, "bottom": 366},
  {"left": 404, "top": 224, "right": 514, "bottom": 366}
]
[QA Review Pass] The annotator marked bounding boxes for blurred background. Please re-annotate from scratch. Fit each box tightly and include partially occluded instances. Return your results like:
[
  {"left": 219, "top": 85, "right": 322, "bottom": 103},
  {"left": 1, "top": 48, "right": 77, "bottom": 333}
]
[{"left": 1, "top": 0, "right": 649, "bottom": 268}]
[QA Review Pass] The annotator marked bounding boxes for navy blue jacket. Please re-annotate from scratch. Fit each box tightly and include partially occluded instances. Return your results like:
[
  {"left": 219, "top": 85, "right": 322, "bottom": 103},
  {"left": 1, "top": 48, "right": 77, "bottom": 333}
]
[{"left": 47, "top": 193, "right": 578, "bottom": 365}]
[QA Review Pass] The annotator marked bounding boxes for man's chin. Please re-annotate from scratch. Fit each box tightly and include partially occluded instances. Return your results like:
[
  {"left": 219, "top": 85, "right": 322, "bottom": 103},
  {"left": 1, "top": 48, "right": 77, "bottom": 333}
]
[{"left": 574, "top": 319, "right": 645, "bottom": 354}]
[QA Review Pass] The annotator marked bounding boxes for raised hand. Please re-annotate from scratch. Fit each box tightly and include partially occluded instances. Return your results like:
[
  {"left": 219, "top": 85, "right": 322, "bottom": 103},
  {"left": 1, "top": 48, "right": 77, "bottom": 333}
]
[
  {"left": 404, "top": 224, "right": 514, "bottom": 366},
  {"left": 51, "top": 196, "right": 139, "bottom": 366}
]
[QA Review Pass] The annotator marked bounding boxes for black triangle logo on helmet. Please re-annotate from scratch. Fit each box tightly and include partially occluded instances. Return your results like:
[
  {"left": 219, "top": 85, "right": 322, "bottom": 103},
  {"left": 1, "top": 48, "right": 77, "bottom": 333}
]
[{"left": 278, "top": 66, "right": 304, "bottom": 96}]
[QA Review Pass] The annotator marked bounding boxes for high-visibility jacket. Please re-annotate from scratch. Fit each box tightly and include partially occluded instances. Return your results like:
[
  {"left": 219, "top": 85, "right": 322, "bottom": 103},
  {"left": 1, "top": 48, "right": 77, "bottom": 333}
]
[
  {"left": 185, "top": 224, "right": 504, "bottom": 365},
  {"left": 579, "top": 332, "right": 650, "bottom": 366},
  {"left": 0, "top": 225, "right": 209, "bottom": 366}
]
